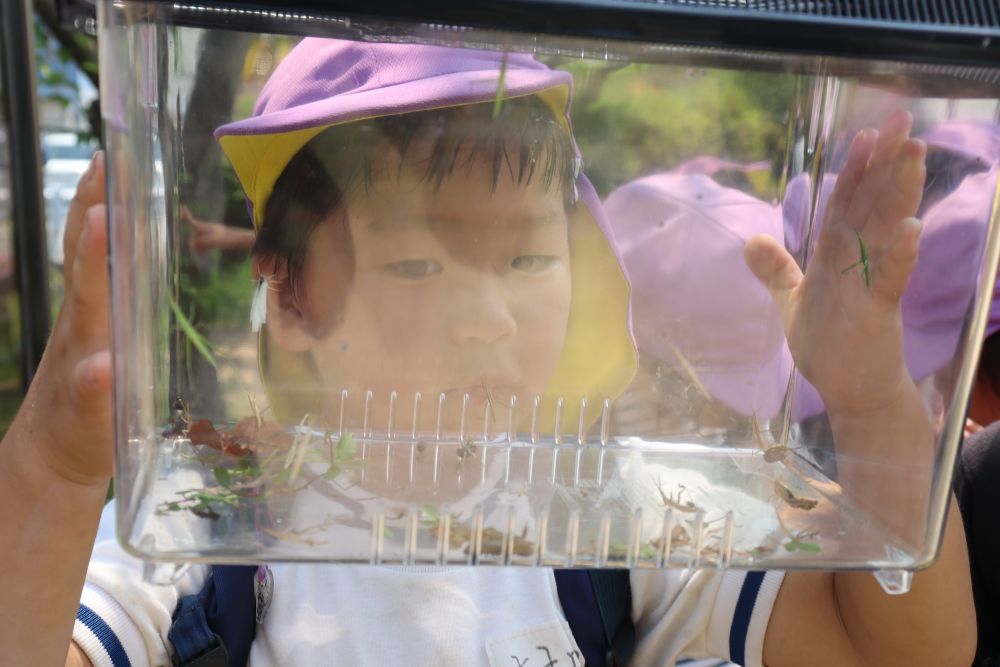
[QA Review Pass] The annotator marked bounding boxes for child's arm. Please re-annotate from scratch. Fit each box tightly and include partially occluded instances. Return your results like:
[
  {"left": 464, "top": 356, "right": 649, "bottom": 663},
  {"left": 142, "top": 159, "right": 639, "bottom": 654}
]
[
  {"left": 744, "top": 112, "right": 976, "bottom": 666},
  {"left": 182, "top": 206, "right": 256, "bottom": 254},
  {"left": 68, "top": 642, "right": 96, "bottom": 667},
  {"left": 0, "top": 152, "right": 114, "bottom": 665}
]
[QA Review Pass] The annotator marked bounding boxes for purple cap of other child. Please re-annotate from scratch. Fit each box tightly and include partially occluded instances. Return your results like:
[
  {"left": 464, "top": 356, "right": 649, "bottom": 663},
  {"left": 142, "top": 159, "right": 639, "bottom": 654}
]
[{"left": 605, "top": 173, "right": 793, "bottom": 420}]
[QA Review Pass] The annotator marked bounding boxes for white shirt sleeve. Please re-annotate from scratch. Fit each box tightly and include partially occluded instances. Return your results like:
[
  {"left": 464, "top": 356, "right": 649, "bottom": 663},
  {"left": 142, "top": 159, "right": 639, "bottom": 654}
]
[
  {"left": 72, "top": 502, "right": 209, "bottom": 667},
  {"left": 630, "top": 568, "right": 785, "bottom": 667}
]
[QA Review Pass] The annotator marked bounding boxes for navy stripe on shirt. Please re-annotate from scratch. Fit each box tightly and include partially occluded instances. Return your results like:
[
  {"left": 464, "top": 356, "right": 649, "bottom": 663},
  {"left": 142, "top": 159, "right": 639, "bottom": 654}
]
[
  {"left": 77, "top": 604, "right": 132, "bottom": 667},
  {"left": 729, "top": 571, "right": 766, "bottom": 665}
]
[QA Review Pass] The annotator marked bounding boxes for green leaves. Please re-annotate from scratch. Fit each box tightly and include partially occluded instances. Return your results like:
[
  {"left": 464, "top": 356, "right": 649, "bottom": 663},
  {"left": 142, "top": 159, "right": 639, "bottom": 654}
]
[
  {"left": 163, "top": 427, "right": 362, "bottom": 521},
  {"left": 492, "top": 51, "right": 509, "bottom": 119},
  {"left": 421, "top": 503, "right": 441, "bottom": 523},
  {"left": 784, "top": 539, "right": 822, "bottom": 554},
  {"left": 156, "top": 486, "right": 242, "bottom": 519},
  {"left": 168, "top": 294, "right": 217, "bottom": 369},
  {"left": 334, "top": 432, "right": 356, "bottom": 461},
  {"left": 212, "top": 466, "right": 231, "bottom": 487},
  {"left": 323, "top": 432, "right": 358, "bottom": 480},
  {"left": 783, "top": 528, "right": 821, "bottom": 553}
]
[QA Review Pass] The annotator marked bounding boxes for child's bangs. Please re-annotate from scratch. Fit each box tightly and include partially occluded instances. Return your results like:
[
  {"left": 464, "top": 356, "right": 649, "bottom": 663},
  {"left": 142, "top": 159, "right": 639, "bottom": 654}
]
[{"left": 311, "top": 95, "right": 578, "bottom": 204}]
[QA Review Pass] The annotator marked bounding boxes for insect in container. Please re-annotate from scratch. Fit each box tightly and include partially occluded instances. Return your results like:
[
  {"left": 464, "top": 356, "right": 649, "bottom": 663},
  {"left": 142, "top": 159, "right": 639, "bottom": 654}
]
[{"left": 840, "top": 230, "right": 872, "bottom": 291}]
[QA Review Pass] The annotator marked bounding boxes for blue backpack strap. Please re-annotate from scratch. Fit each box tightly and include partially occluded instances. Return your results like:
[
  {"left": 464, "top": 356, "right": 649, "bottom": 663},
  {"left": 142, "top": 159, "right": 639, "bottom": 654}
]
[
  {"left": 555, "top": 569, "right": 635, "bottom": 667},
  {"left": 168, "top": 593, "right": 225, "bottom": 667},
  {"left": 168, "top": 565, "right": 258, "bottom": 667}
]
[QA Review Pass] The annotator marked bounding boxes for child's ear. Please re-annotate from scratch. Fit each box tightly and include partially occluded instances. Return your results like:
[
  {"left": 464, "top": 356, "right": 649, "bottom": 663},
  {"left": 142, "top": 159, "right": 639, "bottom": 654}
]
[{"left": 254, "top": 255, "right": 316, "bottom": 353}]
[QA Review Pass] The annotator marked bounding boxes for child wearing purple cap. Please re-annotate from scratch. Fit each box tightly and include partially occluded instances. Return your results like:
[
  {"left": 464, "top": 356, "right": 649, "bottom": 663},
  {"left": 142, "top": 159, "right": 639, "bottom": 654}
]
[
  {"left": 0, "top": 39, "right": 976, "bottom": 667},
  {"left": 216, "top": 39, "right": 634, "bottom": 439},
  {"left": 603, "top": 171, "right": 792, "bottom": 438}
]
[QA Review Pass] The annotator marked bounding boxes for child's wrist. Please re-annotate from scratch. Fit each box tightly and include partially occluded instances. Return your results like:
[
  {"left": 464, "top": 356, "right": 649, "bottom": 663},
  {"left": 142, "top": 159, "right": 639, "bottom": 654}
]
[{"left": 819, "top": 369, "right": 918, "bottom": 424}]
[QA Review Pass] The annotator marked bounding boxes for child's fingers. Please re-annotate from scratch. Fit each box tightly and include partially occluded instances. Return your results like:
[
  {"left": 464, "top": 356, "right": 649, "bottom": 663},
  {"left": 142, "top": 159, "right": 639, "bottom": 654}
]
[
  {"left": 72, "top": 349, "right": 113, "bottom": 406},
  {"left": 813, "top": 129, "right": 877, "bottom": 263},
  {"left": 17, "top": 155, "right": 114, "bottom": 486},
  {"left": 822, "top": 129, "right": 877, "bottom": 229},
  {"left": 181, "top": 205, "right": 203, "bottom": 228},
  {"left": 869, "top": 139, "right": 926, "bottom": 236},
  {"left": 871, "top": 217, "right": 922, "bottom": 305},
  {"left": 744, "top": 234, "right": 802, "bottom": 317},
  {"left": 64, "top": 151, "right": 106, "bottom": 281},
  {"left": 840, "top": 111, "right": 913, "bottom": 237},
  {"left": 39, "top": 204, "right": 113, "bottom": 481},
  {"left": 65, "top": 204, "right": 110, "bottom": 343},
  {"left": 966, "top": 418, "right": 984, "bottom": 437},
  {"left": 869, "top": 110, "right": 914, "bottom": 169}
]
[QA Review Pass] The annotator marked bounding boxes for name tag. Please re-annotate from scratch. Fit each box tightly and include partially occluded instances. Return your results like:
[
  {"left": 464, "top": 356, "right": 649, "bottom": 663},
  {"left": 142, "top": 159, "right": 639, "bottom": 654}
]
[{"left": 487, "top": 621, "right": 585, "bottom": 667}]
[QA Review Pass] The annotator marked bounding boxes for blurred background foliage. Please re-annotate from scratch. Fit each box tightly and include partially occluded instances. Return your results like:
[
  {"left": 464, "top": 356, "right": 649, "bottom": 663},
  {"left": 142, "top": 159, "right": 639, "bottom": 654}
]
[
  {"left": 558, "top": 59, "right": 796, "bottom": 200},
  {"left": 0, "top": 5, "right": 99, "bottom": 436}
]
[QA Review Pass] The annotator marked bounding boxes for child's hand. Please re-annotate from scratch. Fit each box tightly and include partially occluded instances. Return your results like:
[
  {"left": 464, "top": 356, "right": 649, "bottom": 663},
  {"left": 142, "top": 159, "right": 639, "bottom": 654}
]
[
  {"left": 964, "top": 417, "right": 984, "bottom": 438},
  {"left": 0, "top": 153, "right": 112, "bottom": 667},
  {"left": 744, "top": 111, "right": 926, "bottom": 415},
  {"left": 14, "top": 152, "right": 112, "bottom": 484},
  {"left": 183, "top": 205, "right": 226, "bottom": 253},
  {"left": 182, "top": 205, "right": 255, "bottom": 254}
]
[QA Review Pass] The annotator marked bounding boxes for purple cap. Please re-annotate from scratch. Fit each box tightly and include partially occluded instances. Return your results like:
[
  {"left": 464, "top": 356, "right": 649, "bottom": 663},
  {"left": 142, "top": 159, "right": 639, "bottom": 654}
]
[
  {"left": 923, "top": 122, "right": 1000, "bottom": 340},
  {"left": 789, "top": 121, "right": 998, "bottom": 420},
  {"left": 249, "top": 42, "right": 568, "bottom": 127},
  {"left": 669, "top": 156, "right": 771, "bottom": 176},
  {"left": 922, "top": 121, "right": 1000, "bottom": 168},
  {"left": 605, "top": 173, "right": 793, "bottom": 419},
  {"left": 216, "top": 39, "right": 575, "bottom": 230}
]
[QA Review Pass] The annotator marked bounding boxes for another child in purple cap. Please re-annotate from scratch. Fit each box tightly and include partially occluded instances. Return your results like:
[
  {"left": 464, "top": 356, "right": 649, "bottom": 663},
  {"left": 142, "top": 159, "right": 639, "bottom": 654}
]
[
  {"left": 603, "top": 171, "right": 792, "bottom": 437},
  {"left": 0, "top": 38, "right": 976, "bottom": 667},
  {"left": 603, "top": 172, "right": 791, "bottom": 667}
]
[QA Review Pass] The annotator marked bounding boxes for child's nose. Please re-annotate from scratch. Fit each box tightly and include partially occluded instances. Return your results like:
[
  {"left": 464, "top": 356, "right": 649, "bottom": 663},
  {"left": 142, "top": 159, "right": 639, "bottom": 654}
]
[{"left": 447, "top": 272, "right": 519, "bottom": 345}]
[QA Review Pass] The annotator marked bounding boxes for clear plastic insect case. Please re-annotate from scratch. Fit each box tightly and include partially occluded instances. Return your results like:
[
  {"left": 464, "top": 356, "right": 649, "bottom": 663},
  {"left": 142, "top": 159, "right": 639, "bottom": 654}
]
[{"left": 101, "top": 0, "right": 1000, "bottom": 592}]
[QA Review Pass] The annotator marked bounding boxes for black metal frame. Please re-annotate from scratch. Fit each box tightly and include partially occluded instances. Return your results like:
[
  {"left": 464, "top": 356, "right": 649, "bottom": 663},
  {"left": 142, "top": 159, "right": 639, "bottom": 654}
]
[
  {"left": 0, "top": 0, "right": 53, "bottom": 387},
  {"left": 144, "top": 0, "right": 1000, "bottom": 67}
]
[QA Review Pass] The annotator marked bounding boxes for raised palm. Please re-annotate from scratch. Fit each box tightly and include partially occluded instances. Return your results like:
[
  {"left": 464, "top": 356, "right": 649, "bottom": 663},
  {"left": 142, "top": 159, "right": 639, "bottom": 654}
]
[{"left": 744, "top": 110, "right": 927, "bottom": 415}]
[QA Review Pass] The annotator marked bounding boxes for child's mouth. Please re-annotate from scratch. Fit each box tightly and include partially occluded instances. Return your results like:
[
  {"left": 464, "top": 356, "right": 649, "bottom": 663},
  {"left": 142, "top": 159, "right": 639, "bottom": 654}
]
[{"left": 441, "top": 382, "right": 519, "bottom": 409}]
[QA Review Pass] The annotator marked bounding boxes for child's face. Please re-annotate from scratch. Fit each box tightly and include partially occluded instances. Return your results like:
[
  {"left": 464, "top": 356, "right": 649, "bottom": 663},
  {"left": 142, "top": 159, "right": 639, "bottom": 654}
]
[{"left": 290, "top": 142, "right": 573, "bottom": 431}]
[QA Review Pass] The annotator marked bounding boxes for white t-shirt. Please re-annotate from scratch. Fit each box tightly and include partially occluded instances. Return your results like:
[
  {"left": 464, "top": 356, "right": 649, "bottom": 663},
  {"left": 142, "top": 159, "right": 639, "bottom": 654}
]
[{"left": 74, "top": 503, "right": 783, "bottom": 667}]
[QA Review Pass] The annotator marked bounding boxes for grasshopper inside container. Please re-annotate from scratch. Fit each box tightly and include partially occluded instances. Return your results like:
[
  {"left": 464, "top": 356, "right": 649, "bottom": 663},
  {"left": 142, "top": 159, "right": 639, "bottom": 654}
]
[{"left": 100, "top": 1, "right": 1000, "bottom": 591}]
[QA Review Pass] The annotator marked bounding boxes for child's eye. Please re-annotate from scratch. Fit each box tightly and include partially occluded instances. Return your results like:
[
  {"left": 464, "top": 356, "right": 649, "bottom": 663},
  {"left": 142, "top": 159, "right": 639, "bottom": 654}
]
[
  {"left": 511, "top": 255, "right": 558, "bottom": 274},
  {"left": 383, "top": 259, "right": 443, "bottom": 280}
]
